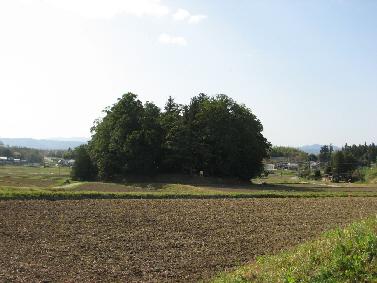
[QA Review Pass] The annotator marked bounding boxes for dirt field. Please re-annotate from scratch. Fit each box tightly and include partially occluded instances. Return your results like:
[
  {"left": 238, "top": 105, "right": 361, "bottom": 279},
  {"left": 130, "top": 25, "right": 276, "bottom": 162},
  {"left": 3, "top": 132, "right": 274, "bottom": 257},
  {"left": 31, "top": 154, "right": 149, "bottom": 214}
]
[
  {"left": 74, "top": 181, "right": 377, "bottom": 194},
  {"left": 1, "top": 198, "right": 377, "bottom": 282}
]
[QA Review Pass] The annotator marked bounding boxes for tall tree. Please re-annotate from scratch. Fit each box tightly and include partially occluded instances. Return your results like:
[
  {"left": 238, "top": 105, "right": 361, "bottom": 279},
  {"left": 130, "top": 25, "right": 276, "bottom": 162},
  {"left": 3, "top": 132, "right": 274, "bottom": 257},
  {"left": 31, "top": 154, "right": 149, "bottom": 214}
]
[
  {"left": 319, "top": 145, "right": 331, "bottom": 163},
  {"left": 89, "top": 93, "right": 163, "bottom": 180}
]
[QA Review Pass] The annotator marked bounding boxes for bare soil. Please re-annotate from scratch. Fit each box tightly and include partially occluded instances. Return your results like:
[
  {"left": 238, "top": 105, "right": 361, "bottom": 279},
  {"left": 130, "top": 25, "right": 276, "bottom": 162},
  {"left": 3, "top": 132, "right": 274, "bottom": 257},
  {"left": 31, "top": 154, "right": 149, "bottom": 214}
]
[
  {"left": 1, "top": 198, "right": 377, "bottom": 282},
  {"left": 74, "top": 182, "right": 163, "bottom": 192},
  {"left": 0, "top": 176, "right": 58, "bottom": 188}
]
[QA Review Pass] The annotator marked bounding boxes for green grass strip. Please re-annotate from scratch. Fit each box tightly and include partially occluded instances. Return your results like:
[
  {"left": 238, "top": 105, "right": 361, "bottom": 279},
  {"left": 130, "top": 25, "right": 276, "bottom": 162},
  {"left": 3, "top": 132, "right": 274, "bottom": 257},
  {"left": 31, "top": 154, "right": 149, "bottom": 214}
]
[{"left": 212, "top": 217, "right": 377, "bottom": 283}]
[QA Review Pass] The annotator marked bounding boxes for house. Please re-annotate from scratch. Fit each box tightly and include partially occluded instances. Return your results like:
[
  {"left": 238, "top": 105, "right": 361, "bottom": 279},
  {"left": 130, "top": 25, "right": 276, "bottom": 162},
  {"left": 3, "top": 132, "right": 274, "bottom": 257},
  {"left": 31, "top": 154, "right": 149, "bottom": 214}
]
[
  {"left": 264, "top": 163, "right": 276, "bottom": 172},
  {"left": 310, "top": 161, "right": 320, "bottom": 170},
  {"left": 0, "top": 157, "right": 7, "bottom": 164},
  {"left": 287, "top": 163, "right": 299, "bottom": 170}
]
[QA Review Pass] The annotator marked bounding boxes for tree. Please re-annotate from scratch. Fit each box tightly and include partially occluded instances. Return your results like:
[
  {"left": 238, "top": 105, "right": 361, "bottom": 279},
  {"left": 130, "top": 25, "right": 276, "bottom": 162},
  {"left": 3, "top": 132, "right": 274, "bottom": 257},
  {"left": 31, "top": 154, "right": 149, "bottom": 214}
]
[
  {"left": 63, "top": 148, "right": 74, "bottom": 159},
  {"left": 71, "top": 145, "right": 97, "bottom": 181},
  {"left": 270, "top": 146, "right": 308, "bottom": 161},
  {"left": 332, "top": 151, "right": 357, "bottom": 176},
  {"left": 160, "top": 96, "right": 185, "bottom": 172},
  {"left": 90, "top": 93, "right": 163, "bottom": 180},
  {"left": 177, "top": 94, "right": 271, "bottom": 179},
  {"left": 319, "top": 145, "right": 330, "bottom": 163},
  {"left": 308, "top": 154, "right": 318, "bottom": 162}
]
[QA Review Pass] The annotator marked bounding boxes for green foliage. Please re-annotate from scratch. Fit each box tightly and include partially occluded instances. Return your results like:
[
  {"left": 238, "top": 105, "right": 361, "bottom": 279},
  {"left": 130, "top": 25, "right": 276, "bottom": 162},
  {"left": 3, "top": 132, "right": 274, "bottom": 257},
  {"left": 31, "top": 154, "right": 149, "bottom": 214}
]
[
  {"left": 319, "top": 145, "right": 334, "bottom": 163},
  {"left": 179, "top": 94, "right": 271, "bottom": 179},
  {"left": 71, "top": 145, "right": 97, "bottom": 181},
  {"left": 212, "top": 218, "right": 377, "bottom": 283},
  {"left": 269, "top": 146, "right": 308, "bottom": 161},
  {"left": 78, "top": 93, "right": 270, "bottom": 181},
  {"left": 313, "top": 169, "right": 322, "bottom": 180},
  {"left": 343, "top": 143, "right": 377, "bottom": 167},
  {"left": 89, "top": 93, "right": 163, "bottom": 180},
  {"left": 332, "top": 151, "right": 358, "bottom": 175},
  {"left": 63, "top": 148, "right": 74, "bottom": 159},
  {"left": 308, "top": 154, "right": 318, "bottom": 161},
  {"left": 0, "top": 146, "right": 43, "bottom": 163},
  {"left": 324, "top": 166, "right": 332, "bottom": 175},
  {"left": 358, "top": 166, "right": 377, "bottom": 184},
  {"left": 298, "top": 169, "right": 311, "bottom": 178}
]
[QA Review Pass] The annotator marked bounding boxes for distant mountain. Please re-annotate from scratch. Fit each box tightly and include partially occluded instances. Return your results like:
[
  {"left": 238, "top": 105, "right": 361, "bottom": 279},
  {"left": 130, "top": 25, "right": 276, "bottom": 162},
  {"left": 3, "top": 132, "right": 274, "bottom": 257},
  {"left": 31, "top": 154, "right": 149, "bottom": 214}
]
[
  {"left": 0, "top": 138, "right": 87, "bottom": 150},
  {"left": 299, "top": 144, "right": 340, "bottom": 154},
  {"left": 48, "top": 137, "right": 89, "bottom": 142}
]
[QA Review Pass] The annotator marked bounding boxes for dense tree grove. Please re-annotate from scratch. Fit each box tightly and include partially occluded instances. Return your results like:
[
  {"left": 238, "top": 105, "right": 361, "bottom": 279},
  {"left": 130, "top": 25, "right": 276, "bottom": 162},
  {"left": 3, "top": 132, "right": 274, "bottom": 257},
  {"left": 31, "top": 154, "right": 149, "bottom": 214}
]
[
  {"left": 342, "top": 143, "right": 377, "bottom": 167},
  {"left": 72, "top": 93, "right": 271, "bottom": 181},
  {"left": 317, "top": 143, "right": 377, "bottom": 181},
  {"left": 320, "top": 143, "right": 377, "bottom": 172},
  {"left": 331, "top": 151, "right": 358, "bottom": 175},
  {"left": 269, "top": 146, "right": 308, "bottom": 161}
]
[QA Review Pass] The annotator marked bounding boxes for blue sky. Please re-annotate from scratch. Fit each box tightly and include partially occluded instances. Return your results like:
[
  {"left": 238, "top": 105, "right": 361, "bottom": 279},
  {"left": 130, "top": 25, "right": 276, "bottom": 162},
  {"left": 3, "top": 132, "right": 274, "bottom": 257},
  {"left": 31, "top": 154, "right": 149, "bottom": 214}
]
[{"left": 0, "top": 0, "right": 376, "bottom": 146}]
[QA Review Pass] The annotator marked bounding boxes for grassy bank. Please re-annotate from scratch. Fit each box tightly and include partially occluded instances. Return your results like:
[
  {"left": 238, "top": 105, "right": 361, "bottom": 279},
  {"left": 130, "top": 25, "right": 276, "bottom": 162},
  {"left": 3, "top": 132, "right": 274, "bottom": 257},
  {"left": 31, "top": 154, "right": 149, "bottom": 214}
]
[
  {"left": 212, "top": 217, "right": 377, "bottom": 283},
  {"left": 2, "top": 166, "right": 377, "bottom": 200},
  {"left": 360, "top": 166, "right": 377, "bottom": 184},
  {"left": 2, "top": 184, "right": 377, "bottom": 200}
]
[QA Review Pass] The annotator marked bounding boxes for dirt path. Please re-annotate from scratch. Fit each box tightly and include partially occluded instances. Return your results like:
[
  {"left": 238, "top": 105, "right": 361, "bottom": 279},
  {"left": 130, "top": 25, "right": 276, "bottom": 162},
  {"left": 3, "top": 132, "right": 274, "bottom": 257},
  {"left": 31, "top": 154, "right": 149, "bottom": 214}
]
[{"left": 1, "top": 198, "right": 377, "bottom": 282}]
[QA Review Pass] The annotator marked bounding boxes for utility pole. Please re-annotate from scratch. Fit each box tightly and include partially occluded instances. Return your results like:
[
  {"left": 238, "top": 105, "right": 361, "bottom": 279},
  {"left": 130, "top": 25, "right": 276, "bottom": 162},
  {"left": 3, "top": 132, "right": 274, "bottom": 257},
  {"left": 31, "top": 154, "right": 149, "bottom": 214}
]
[{"left": 308, "top": 157, "right": 311, "bottom": 175}]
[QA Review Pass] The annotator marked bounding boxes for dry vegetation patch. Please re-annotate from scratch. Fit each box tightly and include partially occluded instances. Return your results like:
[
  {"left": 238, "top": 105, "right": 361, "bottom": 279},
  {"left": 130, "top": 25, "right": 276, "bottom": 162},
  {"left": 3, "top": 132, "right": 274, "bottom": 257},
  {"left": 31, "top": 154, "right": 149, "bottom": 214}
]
[{"left": 1, "top": 198, "right": 377, "bottom": 282}]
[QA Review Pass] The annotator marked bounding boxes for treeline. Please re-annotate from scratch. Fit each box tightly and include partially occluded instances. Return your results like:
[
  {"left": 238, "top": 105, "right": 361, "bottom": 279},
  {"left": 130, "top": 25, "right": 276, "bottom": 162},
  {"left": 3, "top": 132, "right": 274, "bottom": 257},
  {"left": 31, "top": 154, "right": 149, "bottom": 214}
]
[
  {"left": 0, "top": 146, "right": 43, "bottom": 163},
  {"left": 342, "top": 143, "right": 377, "bottom": 166},
  {"left": 72, "top": 93, "right": 271, "bottom": 181},
  {"left": 320, "top": 143, "right": 377, "bottom": 167},
  {"left": 269, "top": 146, "right": 308, "bottom": 161},
  {"left": 319, "top": 143, "right": 377, "bottom": 181}
]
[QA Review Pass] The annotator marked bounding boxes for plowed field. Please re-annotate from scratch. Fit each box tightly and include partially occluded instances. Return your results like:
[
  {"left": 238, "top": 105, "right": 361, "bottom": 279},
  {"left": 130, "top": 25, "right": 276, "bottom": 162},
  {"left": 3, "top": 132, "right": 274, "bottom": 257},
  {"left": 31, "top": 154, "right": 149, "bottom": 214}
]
[{"left": 1, "top": 198, "right": 377, "bottom": 282}]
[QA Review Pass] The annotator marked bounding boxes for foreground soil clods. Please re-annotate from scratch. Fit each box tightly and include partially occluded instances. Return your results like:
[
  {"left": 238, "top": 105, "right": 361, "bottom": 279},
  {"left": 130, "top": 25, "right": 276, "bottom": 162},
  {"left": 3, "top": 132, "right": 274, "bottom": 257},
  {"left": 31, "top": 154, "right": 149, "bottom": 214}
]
[{"left": 1, "top": 198, "right": 377, "bottom": 282}]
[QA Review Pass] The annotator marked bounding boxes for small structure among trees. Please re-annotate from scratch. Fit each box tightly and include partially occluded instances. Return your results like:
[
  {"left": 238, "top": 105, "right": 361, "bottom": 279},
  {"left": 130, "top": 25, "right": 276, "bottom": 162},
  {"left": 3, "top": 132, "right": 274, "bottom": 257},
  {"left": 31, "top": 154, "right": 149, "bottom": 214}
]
[{"left": 72, "top": 93, "right": 271, "bottom": 181}]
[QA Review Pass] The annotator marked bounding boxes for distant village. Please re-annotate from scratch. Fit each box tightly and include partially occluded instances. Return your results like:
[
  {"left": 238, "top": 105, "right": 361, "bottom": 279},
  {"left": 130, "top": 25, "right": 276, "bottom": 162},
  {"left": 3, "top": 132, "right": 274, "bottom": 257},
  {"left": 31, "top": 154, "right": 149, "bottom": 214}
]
[
  {"left": 0, "top": 156, "right": 75, "bottom": 167},
  {"left": 0, "top": 141, "right": 75, "bottom": 167},
  {"left": 264, "top": 157, "right": 320, "bottom": 172}
]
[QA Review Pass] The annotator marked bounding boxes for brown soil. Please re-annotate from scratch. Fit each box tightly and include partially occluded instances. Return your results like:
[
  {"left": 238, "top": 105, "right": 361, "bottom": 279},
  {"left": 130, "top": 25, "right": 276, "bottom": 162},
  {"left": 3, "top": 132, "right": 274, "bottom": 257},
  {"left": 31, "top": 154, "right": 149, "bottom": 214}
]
[
  {"left": 75, "top": 182, "right": 162, "bottom": 192},
  {"left": 0, "top": 176, "right": 58, "bottom": 188},
  {"left": 1, "top": 198, "right": 377, "bottom": 282}
]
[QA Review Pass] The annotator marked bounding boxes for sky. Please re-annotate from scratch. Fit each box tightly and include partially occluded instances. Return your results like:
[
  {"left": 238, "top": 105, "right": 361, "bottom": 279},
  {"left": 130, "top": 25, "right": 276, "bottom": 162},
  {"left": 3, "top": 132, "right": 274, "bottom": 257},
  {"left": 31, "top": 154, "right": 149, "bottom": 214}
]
[{"left": 0, "top": 0, "right": 376, "bottom": 146}]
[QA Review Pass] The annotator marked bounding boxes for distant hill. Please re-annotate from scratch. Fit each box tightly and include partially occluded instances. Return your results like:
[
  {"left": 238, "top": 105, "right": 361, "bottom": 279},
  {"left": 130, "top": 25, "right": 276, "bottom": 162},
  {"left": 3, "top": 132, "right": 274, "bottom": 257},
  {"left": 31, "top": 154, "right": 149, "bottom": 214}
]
[
  {"left": 0, "top": 138, "right": 87, "bottom": 150},
  {"left": 299, "top": 144, "right": 340, "bottom": 154}
]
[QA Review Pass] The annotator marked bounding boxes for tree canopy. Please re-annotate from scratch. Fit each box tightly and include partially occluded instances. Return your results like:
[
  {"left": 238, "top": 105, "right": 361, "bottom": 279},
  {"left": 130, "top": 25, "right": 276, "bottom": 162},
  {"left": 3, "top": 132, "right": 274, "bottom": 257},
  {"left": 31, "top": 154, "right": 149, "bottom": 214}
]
[
  {"left": 72, "top": 93, "right": 271, "bottom": 181},
  {"left": 269, "top": 146, "right": 308, "bottom": 161}
]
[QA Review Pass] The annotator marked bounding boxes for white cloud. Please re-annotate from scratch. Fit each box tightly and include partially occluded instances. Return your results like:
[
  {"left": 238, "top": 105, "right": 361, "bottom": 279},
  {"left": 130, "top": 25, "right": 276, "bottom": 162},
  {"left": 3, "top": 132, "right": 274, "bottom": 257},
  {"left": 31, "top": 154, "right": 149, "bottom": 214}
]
[
  {"left": 173, "top": 8, "right": 190, "bottom": 21},
  {"left": 46, "top": 0, "right": 170, "bottom": 19},
  {"left": 158, "top": 33, "right": 187, "bottom": 46},
  {"left": 188, "top": 14, "right": 207, "bottom": 24},
  {"left": 173, "top": 8, "right": 207, "bottom": 24}
]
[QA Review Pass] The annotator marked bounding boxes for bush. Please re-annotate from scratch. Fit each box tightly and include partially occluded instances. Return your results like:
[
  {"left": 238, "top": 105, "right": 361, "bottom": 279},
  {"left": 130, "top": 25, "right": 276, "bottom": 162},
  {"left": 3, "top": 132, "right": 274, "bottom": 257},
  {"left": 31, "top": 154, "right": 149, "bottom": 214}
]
[
  {"left": 352, "top": 169, "right": 365, "bottom": 182},
  {"left": 313, "top": 169, "right": 322, "bottom": 180},
  {"left": 298, "top": 169, "right": 310, "bottom": 178},
  {"left": 324, "top": 166, "right": 332, "bottom": 175}
]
